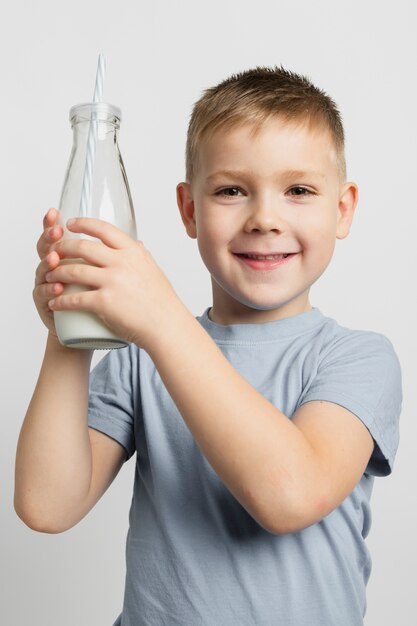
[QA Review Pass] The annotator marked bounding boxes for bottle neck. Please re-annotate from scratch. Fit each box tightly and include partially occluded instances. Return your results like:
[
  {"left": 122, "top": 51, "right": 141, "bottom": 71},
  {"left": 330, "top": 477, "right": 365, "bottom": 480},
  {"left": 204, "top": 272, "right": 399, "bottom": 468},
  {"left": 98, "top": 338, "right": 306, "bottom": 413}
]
[
  {"left": 70, "top": 103, "right": 121, "bottom": 145},
  {"left": 69, "top": 102, "right": 121, "bottom": 125}
]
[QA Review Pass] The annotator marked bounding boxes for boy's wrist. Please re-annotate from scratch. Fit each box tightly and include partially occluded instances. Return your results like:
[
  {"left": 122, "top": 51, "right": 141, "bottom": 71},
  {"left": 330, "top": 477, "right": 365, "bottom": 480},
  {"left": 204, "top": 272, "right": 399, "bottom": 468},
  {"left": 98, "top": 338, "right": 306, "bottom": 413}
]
[
  {"left": 45, "top": 331, "right": 94, "bottom": 363},
  {"left": 140, "top": 299, "right": 197, "bottom": 359}
]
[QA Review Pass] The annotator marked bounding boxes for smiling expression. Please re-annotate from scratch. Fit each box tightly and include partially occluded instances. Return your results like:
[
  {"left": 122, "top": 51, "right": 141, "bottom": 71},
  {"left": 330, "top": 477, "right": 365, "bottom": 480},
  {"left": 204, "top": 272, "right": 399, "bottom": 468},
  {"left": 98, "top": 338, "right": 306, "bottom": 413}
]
[{"left": 177, "top": 117, "right": 357, "bottom": 324}]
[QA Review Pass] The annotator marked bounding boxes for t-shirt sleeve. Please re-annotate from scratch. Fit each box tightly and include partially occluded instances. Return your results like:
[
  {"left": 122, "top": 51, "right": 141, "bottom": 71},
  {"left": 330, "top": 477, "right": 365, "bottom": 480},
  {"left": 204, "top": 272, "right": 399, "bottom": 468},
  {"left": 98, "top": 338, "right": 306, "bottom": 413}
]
[
  {"left": 297, "top": 331, "right": 402, "bottom": 476},
  {"left": 88, "top": 344, "right": 137, "bottom": 461}
]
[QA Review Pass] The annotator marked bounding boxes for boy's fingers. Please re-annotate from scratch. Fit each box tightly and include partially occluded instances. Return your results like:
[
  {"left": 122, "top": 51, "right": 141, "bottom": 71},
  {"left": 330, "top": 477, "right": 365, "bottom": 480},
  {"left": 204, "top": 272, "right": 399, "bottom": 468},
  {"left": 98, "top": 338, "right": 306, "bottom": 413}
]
[
  {"left": 42, "top": 208, "right": 59, "bottom": 230},
  {"left": 67, "top": 217, "right": 132, "bottom": 249},
  {"left": 48, "top": 289, "right": 98, "bottom": 314},
  {"left": 34, "top": 282, "right": 64, "bottom": 301},
  {"left": 54, "top": 238, "right": 112, "bottom": 266},
  {"left": 34, "top": 252, "right": 61, "bottom": 286},
  {"left": 45, "top": 262, "right": 103, "bottom": 288},
  {"left": 36, "top": 225, "right": 63, "bottom": 259}
]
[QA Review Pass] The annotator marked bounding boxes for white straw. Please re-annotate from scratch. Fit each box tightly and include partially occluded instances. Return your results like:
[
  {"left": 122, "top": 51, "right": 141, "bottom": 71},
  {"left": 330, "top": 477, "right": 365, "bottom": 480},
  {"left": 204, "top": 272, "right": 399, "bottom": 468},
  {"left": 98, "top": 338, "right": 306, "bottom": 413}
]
[
  {"left": 93, "top": 53, "right": 106, "bottom": 103},
  {"left": 79, "top": 54, "right": 106, "bottom": 218}
]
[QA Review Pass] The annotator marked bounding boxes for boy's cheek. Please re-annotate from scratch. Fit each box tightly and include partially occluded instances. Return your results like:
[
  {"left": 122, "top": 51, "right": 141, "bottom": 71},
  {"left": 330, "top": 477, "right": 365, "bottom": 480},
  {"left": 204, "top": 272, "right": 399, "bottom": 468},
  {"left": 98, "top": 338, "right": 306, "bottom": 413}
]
[
  {"left": 298, "top": 230, "right": 336, "bottom": 263},
  {"left": 195, "top": 219, "right": 229, "bottom": 245},
  {"left": 300, "top": 216, "right": 337, "bottom": 240}
]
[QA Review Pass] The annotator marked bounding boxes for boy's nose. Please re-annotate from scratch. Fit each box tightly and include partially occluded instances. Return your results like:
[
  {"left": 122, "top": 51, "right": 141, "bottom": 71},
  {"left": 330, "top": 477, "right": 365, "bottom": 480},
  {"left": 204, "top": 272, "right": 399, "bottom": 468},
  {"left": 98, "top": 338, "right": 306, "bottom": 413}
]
[{"left": 243, "top": 198, "right": 286, "bottom": 234}]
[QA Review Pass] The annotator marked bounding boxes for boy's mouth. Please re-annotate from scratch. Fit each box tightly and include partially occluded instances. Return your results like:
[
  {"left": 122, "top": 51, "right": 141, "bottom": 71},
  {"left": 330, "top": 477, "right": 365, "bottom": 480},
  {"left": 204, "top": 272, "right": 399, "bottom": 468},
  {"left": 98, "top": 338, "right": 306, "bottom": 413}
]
[
  {"left": 236, "top": 253, "right": 292, "bottom": 260},
  {"left": 233, "top": 251, "right": 298, "bottom": 270}
]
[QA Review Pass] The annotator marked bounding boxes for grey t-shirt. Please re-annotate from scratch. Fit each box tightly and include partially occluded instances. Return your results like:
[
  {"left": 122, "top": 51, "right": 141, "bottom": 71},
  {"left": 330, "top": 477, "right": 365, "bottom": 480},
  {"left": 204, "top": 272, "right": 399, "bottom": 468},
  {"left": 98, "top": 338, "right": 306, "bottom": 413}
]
[{"left": 88, "top": 307, "right": 402, "bottom": 626}]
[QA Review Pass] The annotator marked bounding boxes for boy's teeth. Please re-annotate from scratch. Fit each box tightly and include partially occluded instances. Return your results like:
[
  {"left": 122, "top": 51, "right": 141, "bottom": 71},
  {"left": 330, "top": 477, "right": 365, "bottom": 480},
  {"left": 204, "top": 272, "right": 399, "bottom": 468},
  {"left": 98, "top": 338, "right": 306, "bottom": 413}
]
[{"left": 244, "top": 253, "right": 289, "bottom": 260}]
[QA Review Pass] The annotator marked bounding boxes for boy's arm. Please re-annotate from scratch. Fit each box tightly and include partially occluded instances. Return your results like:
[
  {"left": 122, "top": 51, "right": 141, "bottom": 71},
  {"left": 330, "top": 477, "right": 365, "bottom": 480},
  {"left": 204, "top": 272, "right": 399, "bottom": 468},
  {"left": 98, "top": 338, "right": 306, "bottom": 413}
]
[
  {"left": 14, "top": 334, "right": 126, "bottom": 533},
  {"left": 147, "top": 308, "right": 374, "bottom": 534},
  {"left": 46, "top": 218, "right": 374, "bottom": 535}
]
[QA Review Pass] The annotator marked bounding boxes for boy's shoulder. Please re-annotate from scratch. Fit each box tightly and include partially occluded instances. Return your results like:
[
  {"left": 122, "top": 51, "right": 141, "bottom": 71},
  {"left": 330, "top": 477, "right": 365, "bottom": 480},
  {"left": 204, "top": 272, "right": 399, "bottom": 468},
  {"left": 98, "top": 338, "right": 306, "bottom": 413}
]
[{"left": 316, "top": 310, "right": 400, "bottom": 371}]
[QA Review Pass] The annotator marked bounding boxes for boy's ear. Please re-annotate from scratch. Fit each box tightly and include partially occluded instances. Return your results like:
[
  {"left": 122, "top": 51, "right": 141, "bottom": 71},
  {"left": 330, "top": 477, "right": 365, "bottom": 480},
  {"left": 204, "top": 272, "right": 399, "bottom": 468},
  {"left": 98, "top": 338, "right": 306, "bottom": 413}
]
[
  {"left": 176, "top": 182, "right": 197, "bottom": 239},
  {"left": 336, "top": 182, "right": 358, "bottom": 240}
]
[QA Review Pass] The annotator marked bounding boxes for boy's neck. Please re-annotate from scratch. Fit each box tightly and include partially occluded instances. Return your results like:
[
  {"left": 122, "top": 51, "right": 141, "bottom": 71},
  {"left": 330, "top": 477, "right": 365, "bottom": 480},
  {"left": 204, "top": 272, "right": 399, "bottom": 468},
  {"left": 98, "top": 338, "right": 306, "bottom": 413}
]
[{"left": 208, "top": 294, "right": 313, "bottom": 326}]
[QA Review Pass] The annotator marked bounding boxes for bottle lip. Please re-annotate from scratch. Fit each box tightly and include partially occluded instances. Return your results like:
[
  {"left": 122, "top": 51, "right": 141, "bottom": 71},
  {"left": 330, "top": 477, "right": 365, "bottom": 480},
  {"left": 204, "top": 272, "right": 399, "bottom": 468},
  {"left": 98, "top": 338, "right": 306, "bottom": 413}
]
[{"left": 69, "top": 102, "right": 122, "bottom": 123}]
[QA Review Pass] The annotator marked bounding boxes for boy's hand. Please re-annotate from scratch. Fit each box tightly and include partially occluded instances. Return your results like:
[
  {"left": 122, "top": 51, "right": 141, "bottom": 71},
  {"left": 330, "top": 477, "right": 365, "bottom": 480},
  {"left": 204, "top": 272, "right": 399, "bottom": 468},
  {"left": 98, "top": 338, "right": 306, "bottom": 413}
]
[
  {"left": 45, "top": 217, "right": 182, "bottom": 349},
  {"left": 33, "top": 208, "right": 65, "bottom": 337}
]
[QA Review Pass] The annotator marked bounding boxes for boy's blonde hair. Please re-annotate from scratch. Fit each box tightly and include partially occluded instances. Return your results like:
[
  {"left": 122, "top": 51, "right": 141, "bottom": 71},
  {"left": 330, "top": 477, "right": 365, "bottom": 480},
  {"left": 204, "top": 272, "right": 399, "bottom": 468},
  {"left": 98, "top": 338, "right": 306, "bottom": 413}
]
[{"left": 185, "top": 66, "right": 346, "bottom": 183}]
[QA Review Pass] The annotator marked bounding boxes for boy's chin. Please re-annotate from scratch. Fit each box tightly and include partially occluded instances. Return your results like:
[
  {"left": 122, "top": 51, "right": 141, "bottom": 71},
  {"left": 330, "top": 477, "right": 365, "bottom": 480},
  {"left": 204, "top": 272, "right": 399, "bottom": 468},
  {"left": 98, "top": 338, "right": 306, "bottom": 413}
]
[
  {"left": 227, "top": 291, "right": 311, "bottom": 317},
  {"left": 211, "top": 279, "right": 311, "bottom": 318}
]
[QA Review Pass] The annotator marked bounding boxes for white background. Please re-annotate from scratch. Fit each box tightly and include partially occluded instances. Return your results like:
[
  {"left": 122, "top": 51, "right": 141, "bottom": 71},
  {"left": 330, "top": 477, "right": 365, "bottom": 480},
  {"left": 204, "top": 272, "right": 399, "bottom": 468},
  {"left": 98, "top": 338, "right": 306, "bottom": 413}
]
[{"left": 1, "top": 1, "right": 416, "bottom": 624}]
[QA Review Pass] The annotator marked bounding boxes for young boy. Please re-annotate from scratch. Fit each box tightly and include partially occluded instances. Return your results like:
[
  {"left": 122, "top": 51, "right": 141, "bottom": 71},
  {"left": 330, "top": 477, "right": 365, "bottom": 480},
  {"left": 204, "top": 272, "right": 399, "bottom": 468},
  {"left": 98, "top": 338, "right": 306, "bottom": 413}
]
[{"left": 15, "top": 67, "right": 402, "bottom": 625}]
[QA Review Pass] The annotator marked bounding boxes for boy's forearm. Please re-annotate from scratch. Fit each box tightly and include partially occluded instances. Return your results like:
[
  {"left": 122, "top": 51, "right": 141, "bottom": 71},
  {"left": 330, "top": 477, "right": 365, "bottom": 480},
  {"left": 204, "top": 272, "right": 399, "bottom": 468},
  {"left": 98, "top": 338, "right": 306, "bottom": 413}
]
[
  {"left": 145, "top": 306, "right": 321, "bottom": 534},
  {"left": 14, "top": 334, "right": 93, "bottom": 532}
]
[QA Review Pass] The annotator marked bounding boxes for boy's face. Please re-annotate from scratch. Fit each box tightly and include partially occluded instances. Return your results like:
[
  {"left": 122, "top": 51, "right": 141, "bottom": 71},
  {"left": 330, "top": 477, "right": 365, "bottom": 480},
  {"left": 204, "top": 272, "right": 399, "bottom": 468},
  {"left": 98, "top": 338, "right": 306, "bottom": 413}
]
[{"left": 177, "top": 117, "right": 358, "bottom": 324}]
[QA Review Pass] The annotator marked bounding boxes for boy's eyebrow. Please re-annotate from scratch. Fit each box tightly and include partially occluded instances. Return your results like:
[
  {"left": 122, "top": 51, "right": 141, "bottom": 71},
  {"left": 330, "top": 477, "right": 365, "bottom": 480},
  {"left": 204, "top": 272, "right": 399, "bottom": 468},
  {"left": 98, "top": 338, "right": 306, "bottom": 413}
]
[
  {"left": 280, "top": 169, "right": 327, "bottom": 181},
  {"left": 205, "top": 170, "right": 254, "bottom": 183},
  {"left": 205, "top": 169, "right": 327, "bottom": 183}
]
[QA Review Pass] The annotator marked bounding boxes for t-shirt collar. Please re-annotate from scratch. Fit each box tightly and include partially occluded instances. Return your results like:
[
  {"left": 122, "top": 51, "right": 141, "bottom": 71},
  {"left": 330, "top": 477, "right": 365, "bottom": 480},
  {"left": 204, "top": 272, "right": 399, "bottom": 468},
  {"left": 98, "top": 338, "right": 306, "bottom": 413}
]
[{"left": 197, "top": 307, "right": 324, "bottom": 343}]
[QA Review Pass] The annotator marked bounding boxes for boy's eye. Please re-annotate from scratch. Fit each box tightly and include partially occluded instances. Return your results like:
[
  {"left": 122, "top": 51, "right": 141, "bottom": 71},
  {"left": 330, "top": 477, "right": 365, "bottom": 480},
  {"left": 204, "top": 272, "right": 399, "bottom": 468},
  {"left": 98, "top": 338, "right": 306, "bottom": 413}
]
[
  {"left": 215, "top": 187, "right": 243, "bottom": 197},
  {"left": 288, "top": 186, "right": 313, "bottom": 196}
]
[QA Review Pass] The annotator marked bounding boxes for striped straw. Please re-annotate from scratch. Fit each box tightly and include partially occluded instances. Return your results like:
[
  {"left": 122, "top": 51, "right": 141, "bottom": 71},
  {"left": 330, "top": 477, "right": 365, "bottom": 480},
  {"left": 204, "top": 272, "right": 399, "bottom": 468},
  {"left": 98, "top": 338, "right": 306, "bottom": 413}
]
[{"left": 79, "top": 53, "right": 107, "bottom": 218}]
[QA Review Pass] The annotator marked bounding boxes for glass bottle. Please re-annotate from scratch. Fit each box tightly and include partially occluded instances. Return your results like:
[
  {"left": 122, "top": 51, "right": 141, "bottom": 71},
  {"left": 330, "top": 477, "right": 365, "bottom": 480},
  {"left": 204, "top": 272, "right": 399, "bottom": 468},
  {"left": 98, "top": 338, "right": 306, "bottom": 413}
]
[{"left": 54, "top": 103, "right": 137, "bottom": 349}]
